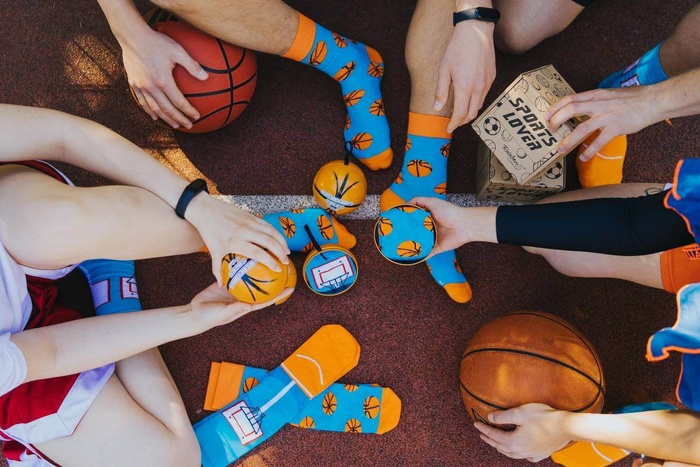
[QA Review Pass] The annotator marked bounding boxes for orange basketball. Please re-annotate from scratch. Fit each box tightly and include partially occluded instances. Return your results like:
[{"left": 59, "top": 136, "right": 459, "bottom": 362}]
[
  {"left": 460, "top": 311, "right": 605, "bottom": 427},
  {"left": 145, "top": 9, "right": 257, "bottom": 133},
  {"left": 221, "top": 253, "right": 289, "bottom": 304}
]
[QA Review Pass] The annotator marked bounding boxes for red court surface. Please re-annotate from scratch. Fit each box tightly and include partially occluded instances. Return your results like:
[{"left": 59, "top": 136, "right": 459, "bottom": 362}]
[{"left": 2, "top": 0, "right": 700, "bottom": 465}]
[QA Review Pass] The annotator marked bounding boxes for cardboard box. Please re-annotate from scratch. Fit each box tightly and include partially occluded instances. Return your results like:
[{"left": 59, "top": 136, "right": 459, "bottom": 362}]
[
  {"left": 472, "top": 65, "right": 580, "bottom": 185},
  {"left": 476, "top": 141, "right": 565, "bottom": 203}
]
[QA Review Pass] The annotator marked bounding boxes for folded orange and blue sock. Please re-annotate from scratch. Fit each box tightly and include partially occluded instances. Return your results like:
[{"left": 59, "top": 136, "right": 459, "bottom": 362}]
[{"left": 204, "top": 361, "right": 401, "bottom": 435}]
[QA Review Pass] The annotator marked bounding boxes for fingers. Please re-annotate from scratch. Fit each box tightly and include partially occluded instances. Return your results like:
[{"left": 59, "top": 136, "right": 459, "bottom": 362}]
[
  {"left": 557, "top": 119, "right": 597, "bottom": 155},
  {"left": 242, "top": 244, "right": 283, "bottom": 273},
  {"left": 489, "top": 408, "right": 522, "bottom": 426},
  {"left": 176, "top": 47, "right": 209, "bottom": 82},
  {"left": 150, "top": 88, "right": 193, "bottom": 129},
  {"left": 251, "top": 230, "right": 290, "bottom": 266},
  {"left": 474, "top": 421, "right": 511, "bottom": 444},
  {"left": 141, "top": 90, "right": 179, "bottom": 128},
  {"left": 579, "top": 129, "right": 615, "bottom": 161},
  {"left": 408, "top": 196, "right": 440, "bottom": 211},
  {"left": 434, "top": 66, "right": 452, "bottom": 112},
  {"left": 162, "top": 80, "right": 199, "bottom": 125},
  {"left": 447, "top": 94, "right": 470, "bottom": 134},
  {"left": 253, "top": 218, "right": 291, "bottom": 256},
  {"left": 132, "top": 87, "right": 158, "bottom": 121}
]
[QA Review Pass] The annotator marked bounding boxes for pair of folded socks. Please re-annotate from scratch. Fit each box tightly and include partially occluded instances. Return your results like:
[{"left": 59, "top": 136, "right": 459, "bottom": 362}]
[
  {"left": 193, "top": 325, "right": 401, "bottom": 466},
  {"left": 204, "top": 361, "right": 401, "bottom": 435}
]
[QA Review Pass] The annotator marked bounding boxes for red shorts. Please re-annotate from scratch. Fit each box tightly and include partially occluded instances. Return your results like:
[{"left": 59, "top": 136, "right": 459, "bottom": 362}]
[{"left": 0, "top": 161, "right": 114, "bottom": 466}]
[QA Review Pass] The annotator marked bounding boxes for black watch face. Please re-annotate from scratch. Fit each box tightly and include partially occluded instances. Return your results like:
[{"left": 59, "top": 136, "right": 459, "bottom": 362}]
[{"left": 475, "top": 7, "right": 500, "bottom": 21}]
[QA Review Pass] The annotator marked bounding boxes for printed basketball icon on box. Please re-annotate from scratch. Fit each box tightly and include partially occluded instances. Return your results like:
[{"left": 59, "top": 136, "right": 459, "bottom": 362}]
[
  {"left": 475, "top": 141, "right": 565, "bottom": 203},
  {"left": 222, "top": 400, "right": 264, "bottom": 446},
  {"left": 472, "top": 65, "right": 580, "bottom": 184}
]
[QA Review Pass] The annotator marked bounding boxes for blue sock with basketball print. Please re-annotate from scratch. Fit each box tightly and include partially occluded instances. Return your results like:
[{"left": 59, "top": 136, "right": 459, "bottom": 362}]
[
  {"left": 204, "top": 362, "right": 401, "bottom": 435},
  {"left": 195, "top": 325, "right": 360, "bottom": 466},
  {"left": 380, "top": 112, "right": 472, "bottom": 303},
  {"left": 78, "top": 259, "right": 142, "bottom": 316},
  {"left": 262, "top": 208, "right": 356, "bottom": 252},
  {"left": 599, "top": 42, "right": 668, "bottom": 88},
  {"left": 282, "top": 13, "right": 392, "bottom": 171}
]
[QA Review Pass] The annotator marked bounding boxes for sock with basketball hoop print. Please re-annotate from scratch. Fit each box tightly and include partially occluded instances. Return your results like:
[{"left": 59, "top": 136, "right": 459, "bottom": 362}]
[
  {"left": 204, "top": 361, "right": 401, "bottom": 435},
  {"left": 194, "top": 325, "right": 360, "bottom": 466},
  {"left": 380, "top": 113, "right": 472, "bottom": 303},
  {"left": 263, "top": 208, "right": 356, "bottom": 251},
  {"left": 282, "top": 12, "right": 392, "bottom": 171},
  {"left": 78, "top": 259, "right": 142, "bottom": 316}
]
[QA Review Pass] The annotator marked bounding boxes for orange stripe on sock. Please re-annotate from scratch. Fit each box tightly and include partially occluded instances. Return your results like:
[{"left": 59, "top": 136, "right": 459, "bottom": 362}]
[
  {"left": 282, "top": 13, "right": 316, "bottom": 62},
  {"left": 660, "top": 244, "right": 700, "bottom": 293},
  {"left": 407, "top": 112, "right": 451, "bottom": 139},
  {"left": 203, "top": 362, "right": 222, "bottom": 411}
]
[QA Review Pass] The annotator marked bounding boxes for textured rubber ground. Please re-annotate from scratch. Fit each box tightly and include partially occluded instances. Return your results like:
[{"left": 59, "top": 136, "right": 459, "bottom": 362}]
[{"left": 1, "top": 0, "right": 699, "bottom": 465}]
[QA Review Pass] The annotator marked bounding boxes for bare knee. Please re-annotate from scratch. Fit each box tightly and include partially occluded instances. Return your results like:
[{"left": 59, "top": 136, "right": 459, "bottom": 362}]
[
  {"left": 494, "top": 23, "right": 541, "bottom": 55},
  {"left": 522, "top": 245, "right": 582, "bottom": 278}
]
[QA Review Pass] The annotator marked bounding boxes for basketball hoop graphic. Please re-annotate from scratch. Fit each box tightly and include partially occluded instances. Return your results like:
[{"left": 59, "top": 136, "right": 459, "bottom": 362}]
[
  {"left": 223, "top": 400, "right": 265, "bottom": 446},
  {"left": 301, "top": 224, "right": 359, "bottom": 297},
  {"left": 311, "top": 254, "right": 355, "bottom": 290}
]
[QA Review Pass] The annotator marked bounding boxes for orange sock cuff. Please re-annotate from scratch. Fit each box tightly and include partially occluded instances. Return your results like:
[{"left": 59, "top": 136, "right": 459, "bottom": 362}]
[
  {"left": 660, "top": 243, "right": 700, "bottom": 293},
  {"left": 407, "top": 112, "right": 452, "bottom": 139},
  {"left": 282, "top": 13, "right": 317, "bottom": 61}
]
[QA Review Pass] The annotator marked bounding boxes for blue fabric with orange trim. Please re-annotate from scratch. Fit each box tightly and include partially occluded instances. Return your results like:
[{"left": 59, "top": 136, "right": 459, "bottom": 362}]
[
  {"left": 649, "top": 159, "right": 700, "bottom": 410},
  {"left": 647, "top": 283, "right": 700, "bottom": 410}
]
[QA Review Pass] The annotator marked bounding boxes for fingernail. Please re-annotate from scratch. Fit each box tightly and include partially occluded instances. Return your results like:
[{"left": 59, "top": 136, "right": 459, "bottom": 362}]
[
  {"left": 199, "top": 70, "right": 209, "bottom": 80},
  {"left": 433, "top": 100, "right": 441, "bottom": 111},
  {"left": 557, "top": 145, "right": 565, "bottom": 153},
  {"left": 173, "top": 124, "right": 180, "bottom": 129},
  {"left": 579, "top": 154, "right": 589, "bottom": 162},
  {"left": 193, "top": 114, "right": 200, "bottom": 121},
  {"left": 488, "top": 413, "right": 495, "bottom": 422}
]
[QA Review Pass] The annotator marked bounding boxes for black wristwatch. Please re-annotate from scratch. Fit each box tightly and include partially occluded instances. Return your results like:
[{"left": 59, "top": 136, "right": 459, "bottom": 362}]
[
  {"left": 175, "top": 179, "right": 209, "bottom": 219},
  {"left": 453, "top": 7, "right": 500, "bottom": 26}
]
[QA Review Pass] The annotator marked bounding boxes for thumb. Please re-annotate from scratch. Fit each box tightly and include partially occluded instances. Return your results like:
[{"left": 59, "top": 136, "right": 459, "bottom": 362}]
[
  {"left": 434, "top": 67, "right": 451, "bottom": 111},
  {"left": 408, "top": 196, "right": 438, "bottom": 211},
  {"left": 177, "top": 48, "right": 208, "bottom": 81},
  {"left": 489, "top": 407, "right": 524, "bottom": 426}
]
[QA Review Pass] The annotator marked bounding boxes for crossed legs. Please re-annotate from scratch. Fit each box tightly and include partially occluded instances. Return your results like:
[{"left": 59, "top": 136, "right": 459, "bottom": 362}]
[{"left": 0, "top": 165, "right": 205, "bottom": 466}]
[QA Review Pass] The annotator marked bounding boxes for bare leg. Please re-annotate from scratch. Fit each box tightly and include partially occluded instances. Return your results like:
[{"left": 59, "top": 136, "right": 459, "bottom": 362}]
[
  {"left": 37, "top": 349, "right": 200, "bottom": 466},
  {"left": 152, "top": 0, "right": 298, "bottom": 56},
  {"left": 659, "top": 3, "right": 700, "bottom": 78},
  {"left": 0, "top": 165, "right": 204, "bottom": 270},
  {"left": 405, "top": 0, "right": 454, "bottom": 116},
  {"left": 0, "top": 166, "right": 205, "bottom": 464},
  {"left": 523, "top": 183, "right": 667, "bottom": 290},
  {"left": 492, "top": 0, "right": 584, "bottom": 54}
]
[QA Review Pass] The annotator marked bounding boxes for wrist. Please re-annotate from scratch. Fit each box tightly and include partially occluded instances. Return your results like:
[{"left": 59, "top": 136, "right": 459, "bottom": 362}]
[
  {"left": 113, "top": 21, "right": 156, "bottom": 50},
  {"left": 557, "top": 411, "right": 579, "bottom": 442},
  {"left": 182, "top": 190, "right": 214, "bottom": 224}
]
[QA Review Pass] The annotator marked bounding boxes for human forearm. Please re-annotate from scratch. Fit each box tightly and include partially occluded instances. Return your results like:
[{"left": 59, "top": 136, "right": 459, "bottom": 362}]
[
  {"left": 455, "top": 0, "right": 493, "bottom": 11},
  {"left": 563, "top": 410, "right": 700, "bottom": 464},
  {"left": 653, "top": 67, "right": 700, "bottom": 122},
  {"left": 96, "top": 0, "right": 153, "bottom": 48},
  {"left": 12, "top": 305, "right": 196, "bottom": 382}
]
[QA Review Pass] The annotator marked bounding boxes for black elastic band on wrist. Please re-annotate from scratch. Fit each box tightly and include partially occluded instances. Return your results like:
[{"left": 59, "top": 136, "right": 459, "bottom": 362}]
[{"left": 175, "top": 179, "right": 209, "bottom": 219}]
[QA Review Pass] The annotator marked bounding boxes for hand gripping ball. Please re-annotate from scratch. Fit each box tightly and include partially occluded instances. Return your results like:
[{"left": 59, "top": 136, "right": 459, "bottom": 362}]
[
  {"left": 313, "top": 159, "right": 367, "bottom": 215},
  {"left": 221, "top": 253, "right": 290, "bottom": 304},
  {"left": 143, "top": 9, "right": 257, "bottom": 133},
  {"left": 374, "top": 204, "right": 436, "bottom": 265}
]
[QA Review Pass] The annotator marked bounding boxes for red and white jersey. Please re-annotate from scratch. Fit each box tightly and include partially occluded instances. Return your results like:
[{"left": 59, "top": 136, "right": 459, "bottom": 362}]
[{"left": 0, "top": 239, "right": 33, "bottom": 397}]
